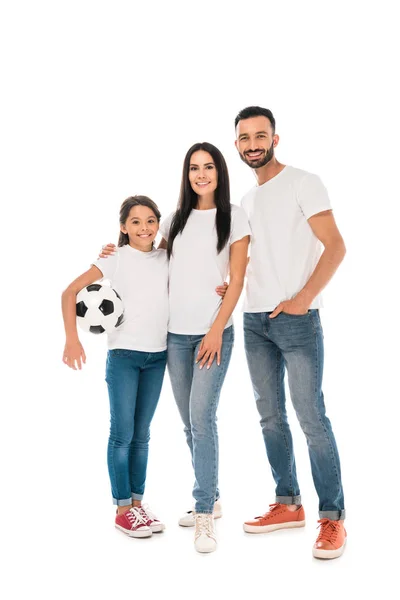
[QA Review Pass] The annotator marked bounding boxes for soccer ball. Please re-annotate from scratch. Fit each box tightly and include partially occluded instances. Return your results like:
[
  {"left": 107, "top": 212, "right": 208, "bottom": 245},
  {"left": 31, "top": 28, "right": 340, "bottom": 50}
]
[{"left": 76, "top": 284, "right": 124, "bottom": 334}]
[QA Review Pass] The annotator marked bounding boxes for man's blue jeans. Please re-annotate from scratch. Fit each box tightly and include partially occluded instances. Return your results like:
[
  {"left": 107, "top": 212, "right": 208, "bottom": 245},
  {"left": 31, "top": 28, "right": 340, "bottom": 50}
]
[
  {"left": 105, "top": 349, "right": 167, "bottom": 506},
  {"left": 244, "top": 311, "right": 345, "bottom": 520},
  {"left": 167, "top": 326, "right": 234, "bottom": 514}
]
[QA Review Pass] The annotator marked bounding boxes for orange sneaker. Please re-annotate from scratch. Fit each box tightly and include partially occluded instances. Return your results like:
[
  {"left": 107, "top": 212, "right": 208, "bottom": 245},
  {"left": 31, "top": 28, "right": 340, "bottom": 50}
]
[
  {"left": 313, "top": 518, "right": 347, "bottom": 559},
  {"left": 243, "top": 503, "right": 306, "bottom": 533}
]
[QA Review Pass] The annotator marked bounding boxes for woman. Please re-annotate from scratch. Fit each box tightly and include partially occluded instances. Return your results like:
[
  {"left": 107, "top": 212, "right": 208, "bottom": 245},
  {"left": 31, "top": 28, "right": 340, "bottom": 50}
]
[
  {"left": 102, "top": 143, "right": 250, "bottom": 552},
  {"left": 159, "top": 142, "right": 250, "bottom": 553}
]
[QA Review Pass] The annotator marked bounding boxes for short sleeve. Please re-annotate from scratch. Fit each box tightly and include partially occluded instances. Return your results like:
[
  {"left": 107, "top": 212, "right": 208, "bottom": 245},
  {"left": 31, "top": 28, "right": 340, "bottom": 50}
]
[
  {"left": 159, "top": 211, "right": 175, "bottom": 241},
  {"left": 230, "top": 205, "right": 252, "bottom": 245},
  {"left": 92, "top": 251, "right": 119, "bottom": 282},
  {"left": 297, "top": 174, "right": 332, "bottom": 220}
]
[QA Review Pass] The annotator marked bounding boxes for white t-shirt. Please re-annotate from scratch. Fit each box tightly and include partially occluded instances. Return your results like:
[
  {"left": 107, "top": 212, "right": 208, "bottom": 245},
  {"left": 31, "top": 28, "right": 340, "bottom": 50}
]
[
  {"left": 159, "top": 204, "right": 251, "bottom": 334},
  {"left": 94, "top": 245, "right": 169, "bottom": 352},
  {"left": 241, "top": 166, "right": 332, "bottom": 312}
]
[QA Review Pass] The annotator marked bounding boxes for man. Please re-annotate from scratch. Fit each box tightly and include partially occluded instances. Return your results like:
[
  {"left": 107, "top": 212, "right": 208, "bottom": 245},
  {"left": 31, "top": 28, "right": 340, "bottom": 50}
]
[{"left": 235, "top": 106, "right": 346, "bottom": 559}]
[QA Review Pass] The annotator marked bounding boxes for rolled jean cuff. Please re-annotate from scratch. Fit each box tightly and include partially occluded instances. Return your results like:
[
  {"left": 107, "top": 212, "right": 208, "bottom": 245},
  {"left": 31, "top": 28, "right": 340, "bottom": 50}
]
[
  {"left": 132, "top": 493, "right": 144, "bottom": 501},
  {"left": 319, "top": 509, "right": 346, "bottom": 521},
  {"left": 113, "top": 497, "right": 132, "bottom": 507},
  {"left": 195, "top": 510, "right": 213, "bottom": 515},
  {"left": 276, "top": 495, "right": 302, "bottom": 506}
]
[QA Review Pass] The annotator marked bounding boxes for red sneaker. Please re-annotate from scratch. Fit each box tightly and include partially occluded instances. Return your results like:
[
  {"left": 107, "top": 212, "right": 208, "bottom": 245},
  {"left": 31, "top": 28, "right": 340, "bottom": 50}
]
[
  {"left": 313, "top": 518, "right": 347, "bottom": 559},
  {"left": 243, "top": 503, "right": 306, "bottom": 533},
  {"left": 115, "top": 507, "right": 152, "bottom": 538},
  {"left": 138, "top": 504, "right": 165, "bottom": 533}
]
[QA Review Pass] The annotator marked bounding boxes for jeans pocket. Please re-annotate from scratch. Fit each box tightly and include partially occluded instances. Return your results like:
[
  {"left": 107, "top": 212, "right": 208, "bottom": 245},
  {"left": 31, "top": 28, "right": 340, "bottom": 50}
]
[{"left": 281, "top": 311, "right": 310, "bottom": 318}]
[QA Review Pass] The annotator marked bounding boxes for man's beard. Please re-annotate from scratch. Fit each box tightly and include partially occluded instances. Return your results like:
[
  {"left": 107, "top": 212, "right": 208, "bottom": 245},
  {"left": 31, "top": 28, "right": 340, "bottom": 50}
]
[{"left": 240, "top": 144, "right": 274, "bottom": 169}]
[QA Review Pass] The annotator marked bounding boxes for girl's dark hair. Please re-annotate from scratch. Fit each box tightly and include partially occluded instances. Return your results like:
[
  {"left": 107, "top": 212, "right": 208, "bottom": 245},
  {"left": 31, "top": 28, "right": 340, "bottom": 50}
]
[
  {"left": 167, "top": 142, "right": 231, "bottom": 259},
  {"left": 118, "top": 195, "right": 161, "bottom": 247}
]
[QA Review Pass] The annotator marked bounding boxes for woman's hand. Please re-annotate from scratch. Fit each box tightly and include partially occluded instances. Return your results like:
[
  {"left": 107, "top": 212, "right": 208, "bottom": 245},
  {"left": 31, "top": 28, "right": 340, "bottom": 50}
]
[
  {"left": 99, "top": 243, "right": 116, "bottom": 259},
  {"left": 63, "top": 339, "right": 86, "bottom": 370},
  {"left": 196, "top": 327, "right": 223, "bottom": 369}
]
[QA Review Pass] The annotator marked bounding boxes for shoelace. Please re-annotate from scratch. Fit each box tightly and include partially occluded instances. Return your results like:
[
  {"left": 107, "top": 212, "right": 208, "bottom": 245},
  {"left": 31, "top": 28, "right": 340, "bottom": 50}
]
[
  {"left": 195, "top": 514, "right": 215, "bottom": 538},
  {"left": 139, "top": 504, "right": 158, "bottom": 522},
  {"left": 316, "top": 518, "right": 341, "bottom": 542},
  {"left": 255, "top": 503, "right": 282, "bottom": 520},
  {"left": 126, "top": 507, "right": 148, "bottom": 527}
]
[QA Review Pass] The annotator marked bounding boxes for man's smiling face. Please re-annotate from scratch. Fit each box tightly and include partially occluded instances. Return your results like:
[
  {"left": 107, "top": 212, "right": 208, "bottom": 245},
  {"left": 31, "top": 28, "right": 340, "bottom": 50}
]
[{"left": 235, "top": 115, "right": 278, "bottom": 169}]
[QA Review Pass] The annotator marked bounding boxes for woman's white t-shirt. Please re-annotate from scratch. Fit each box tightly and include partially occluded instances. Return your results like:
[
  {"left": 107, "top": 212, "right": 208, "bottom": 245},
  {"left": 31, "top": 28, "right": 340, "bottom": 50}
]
[
  {"left": 159, "top": 204, "right": 251, "bottom": 335},
  {"left": 240, "top": 165, "right": 332, "bottom": 312},
  {"left": 94, "top": 245, "right": 169, "bottom": 352}
]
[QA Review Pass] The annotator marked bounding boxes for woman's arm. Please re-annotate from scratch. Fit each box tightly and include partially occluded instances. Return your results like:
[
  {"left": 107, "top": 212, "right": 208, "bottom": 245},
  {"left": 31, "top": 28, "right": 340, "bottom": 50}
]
[
  {"left": 197, "top": 235, "right": 250, "bottom": 369},
  {"left": 61, "top": 265, "right": 103, "bottom": 370}
]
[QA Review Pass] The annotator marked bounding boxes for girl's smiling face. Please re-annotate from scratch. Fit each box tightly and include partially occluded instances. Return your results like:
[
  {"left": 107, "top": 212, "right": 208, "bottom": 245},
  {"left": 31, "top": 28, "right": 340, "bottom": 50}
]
[{"left": 120, "top": 205, "right": 159, "bottom": 252}]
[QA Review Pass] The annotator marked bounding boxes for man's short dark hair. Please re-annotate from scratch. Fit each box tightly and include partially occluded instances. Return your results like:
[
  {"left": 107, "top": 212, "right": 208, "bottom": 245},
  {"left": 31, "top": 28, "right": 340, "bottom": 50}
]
[{"left": 234, "top": 106, "right": 276, "bottom": 133}]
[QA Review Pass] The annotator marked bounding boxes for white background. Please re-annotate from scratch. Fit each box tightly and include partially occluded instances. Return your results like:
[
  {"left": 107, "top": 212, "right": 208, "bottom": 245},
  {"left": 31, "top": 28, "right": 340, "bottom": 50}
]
[{"left": 1, "top": 1, "right": 399, "bottom": 598}]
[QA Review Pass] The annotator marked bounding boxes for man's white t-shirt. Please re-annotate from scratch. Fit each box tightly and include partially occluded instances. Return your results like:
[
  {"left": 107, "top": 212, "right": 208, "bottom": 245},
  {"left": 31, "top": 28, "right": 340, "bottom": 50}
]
[
  {"left": 94, "top": 245, "right": 169, "bottom": 352},
  {"left": 241, "top": 165, "right": 332, "bottom": 313},
  {"left": 159, "top": 204, "right": 251, "bottom": 334}
]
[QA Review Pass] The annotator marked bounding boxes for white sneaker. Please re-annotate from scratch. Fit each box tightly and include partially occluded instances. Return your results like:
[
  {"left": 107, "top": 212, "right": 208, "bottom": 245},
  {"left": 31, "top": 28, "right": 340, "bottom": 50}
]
[
  {"left": 194, "top": 513, "right": 217, "bottom": 553},
  {"left": 179, "top": 500, "right": 222, "bottom": 527},
  {"left": 138, "top": 504, "right": 165, "bottom": 533}
]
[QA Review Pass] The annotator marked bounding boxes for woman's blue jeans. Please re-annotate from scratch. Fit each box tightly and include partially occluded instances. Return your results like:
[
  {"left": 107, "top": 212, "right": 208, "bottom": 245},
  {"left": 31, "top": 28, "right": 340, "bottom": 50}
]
[
  {"left": 167, "top": 326, "right": 234, "bottom": 514},
  {"left": 244, "top": 310, "right": 345, "bottom": 520},
  {"left": 105, "top": 349, "right": 167, "bottom": 506}
]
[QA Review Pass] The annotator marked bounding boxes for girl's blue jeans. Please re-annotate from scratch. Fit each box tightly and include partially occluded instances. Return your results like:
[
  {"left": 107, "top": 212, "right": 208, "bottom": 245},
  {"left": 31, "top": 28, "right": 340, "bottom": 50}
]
[{"left": 105, "top": 349, "right": 167, "bottom": 506}]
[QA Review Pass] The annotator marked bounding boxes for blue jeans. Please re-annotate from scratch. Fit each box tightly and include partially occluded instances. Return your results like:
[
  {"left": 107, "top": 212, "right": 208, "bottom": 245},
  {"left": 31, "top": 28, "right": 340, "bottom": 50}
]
[
  {"left": 105, "top": 349, "right": 167, "bottom": 506},
  {"left": 244, "top": 311, "right": 345, "bottom": 520},
  {"left": 167, "top": 326, "right": 234, "bottom": 514}
]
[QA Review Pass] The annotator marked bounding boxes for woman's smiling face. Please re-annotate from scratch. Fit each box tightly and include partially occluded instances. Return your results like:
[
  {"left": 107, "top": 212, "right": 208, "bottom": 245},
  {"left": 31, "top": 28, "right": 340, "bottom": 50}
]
[{"left": 188, "top": 150, "right": 218, "bottom": 197}]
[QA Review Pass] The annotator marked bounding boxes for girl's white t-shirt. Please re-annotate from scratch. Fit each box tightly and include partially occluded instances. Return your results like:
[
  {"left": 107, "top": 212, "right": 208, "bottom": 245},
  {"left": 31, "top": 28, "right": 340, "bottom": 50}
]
[
  {"left": 94, "top": 245, "right": 169, "bottom": 352},
  {"left": 240, "top": 165, "right": 332, "bottom": 312},
  {"left": 159, "top": 204, "right": 251, "bottom": 335}
]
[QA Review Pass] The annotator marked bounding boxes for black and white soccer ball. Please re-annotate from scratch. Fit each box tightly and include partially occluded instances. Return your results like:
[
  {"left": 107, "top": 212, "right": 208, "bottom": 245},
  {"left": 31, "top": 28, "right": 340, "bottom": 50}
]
[{"left": 76, "top": 284, "right": 124, "bottom": 334}]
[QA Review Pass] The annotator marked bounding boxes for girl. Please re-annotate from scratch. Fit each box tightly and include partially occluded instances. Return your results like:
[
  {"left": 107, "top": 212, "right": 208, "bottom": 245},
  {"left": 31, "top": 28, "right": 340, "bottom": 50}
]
[
  {"left": 62, "top": 196, "right": 169, "bottom": 538},
  {"left": 159, "top": 143, "right": 250, "bottom": 553}
]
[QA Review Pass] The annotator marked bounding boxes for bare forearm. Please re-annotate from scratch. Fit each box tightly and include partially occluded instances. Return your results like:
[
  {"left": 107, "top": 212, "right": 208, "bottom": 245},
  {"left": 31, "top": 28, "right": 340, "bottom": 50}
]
[
  {"left": 61, "top": 265, "right": 103, "bottom": 342},
  {"left": 296, "top": 241, "right": 346, "bottom": 306},
  {"left": 62, "top": 289, "right": 79, "bottom": 341},
  {"left": 212, "top": 278, "right": 244, "bottom": 332}
]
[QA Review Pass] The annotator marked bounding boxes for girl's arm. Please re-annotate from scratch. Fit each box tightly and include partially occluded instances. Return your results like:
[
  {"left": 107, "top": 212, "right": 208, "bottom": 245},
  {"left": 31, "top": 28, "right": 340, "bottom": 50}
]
[
  {"left": 197, "top": 235, "right": 250, "bottom": 369},
  {"left": 61, "top": 265, "right": 103, "bottom": 370}
]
